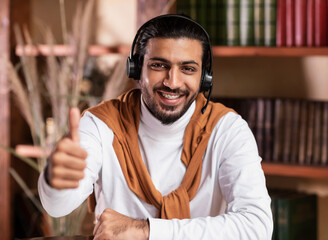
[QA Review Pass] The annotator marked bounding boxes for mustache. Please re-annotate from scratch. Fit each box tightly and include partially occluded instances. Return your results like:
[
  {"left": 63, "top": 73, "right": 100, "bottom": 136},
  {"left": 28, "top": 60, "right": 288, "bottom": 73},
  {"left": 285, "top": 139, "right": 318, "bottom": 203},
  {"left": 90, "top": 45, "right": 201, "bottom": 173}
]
[{"left": 154, "top": 86, "right": 189, "bottom": 95}]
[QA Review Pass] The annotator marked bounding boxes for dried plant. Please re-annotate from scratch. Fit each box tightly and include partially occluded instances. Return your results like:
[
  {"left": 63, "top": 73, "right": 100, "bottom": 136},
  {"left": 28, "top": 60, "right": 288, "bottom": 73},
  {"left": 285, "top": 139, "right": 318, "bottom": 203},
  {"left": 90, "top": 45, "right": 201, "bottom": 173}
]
[{"left": 5, "top": 0, "right": 95, "bottom": 236}]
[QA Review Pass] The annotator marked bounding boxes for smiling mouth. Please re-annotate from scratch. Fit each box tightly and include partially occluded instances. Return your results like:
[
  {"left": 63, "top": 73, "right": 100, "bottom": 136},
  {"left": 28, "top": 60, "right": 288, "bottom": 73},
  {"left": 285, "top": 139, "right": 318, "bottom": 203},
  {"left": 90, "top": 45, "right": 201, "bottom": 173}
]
[{"left": 160, "top": 92, "right": 181, "bottom": 99}]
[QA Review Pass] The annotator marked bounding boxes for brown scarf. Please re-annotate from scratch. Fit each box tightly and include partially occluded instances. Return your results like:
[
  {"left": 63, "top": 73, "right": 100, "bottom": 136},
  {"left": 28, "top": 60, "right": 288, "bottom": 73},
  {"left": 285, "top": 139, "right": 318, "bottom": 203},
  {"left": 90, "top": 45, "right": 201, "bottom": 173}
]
[{"left": 87, "top": 89, "right": 232, "bottom": 219}]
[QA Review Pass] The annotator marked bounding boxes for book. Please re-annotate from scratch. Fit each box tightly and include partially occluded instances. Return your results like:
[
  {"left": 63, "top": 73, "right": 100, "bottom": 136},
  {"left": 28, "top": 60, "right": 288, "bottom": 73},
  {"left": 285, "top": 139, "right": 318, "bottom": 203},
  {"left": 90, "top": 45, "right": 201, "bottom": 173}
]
[
  {"left": 196, "top": 0, "right": 207, "bottom": 32},
  {"left": 276, "top": 0, "right": 286, "bottom": 46},
  {"left": 290, "top": 100, "right": 300, "bottom": 164},
  {"left": 282, "top": 99, "right": 292, "bottom": 163},
  {"left": 321, "top": 102, "right": 328, "bottom": 165},
  {"left": 189, "top": 0, "right": 197, "bottom": 20},
  {"left": 305, "top": 101, "right": 315, "bottom": 165},
  {"left": 306, "top": 0, "right": 315, "bottom": 46},
  {"left": 246, "top": 98, "right": 257, "bottom": 135},
  {"left": 298, "top": 100, "right": 307, "bottom": 165},
  {"left": 312, "top": 101, "right": 322, "bottom": 165},
  {"left": 240, "top": 0, "right": 255, "bottom": 46},
  {"left": 286, "top": 0, "right": 295, "bottom": 46},
  {"left": 177, "top": 0, "right": 191, "bottom": 17},
  {"left": 256, "top": 98, "right": 265, "bottom": 157},
  {"left": 208, "top": 0, "right": 218, "bottom": 45},
  {"left": 275, "top": 192, "right": 317, "bottom": 240},
  {"left": 254, "top": 0, "right": 265, "bottom": 46},
  {"left": 226, "top": 0, "right": 240, "bottom": 46},
  {"left": 264, "top": 0, "right": 277, "bottom": 46},
  {"left": 273, "top": 99, "right": 283, "bottom": 162},
  {"left": 295, "top": 0, "right": 307, "bottom": 46},
  {"left": 264, "top": 98, "right": 273, "bottom": 161},
  {"left": 217, "top": 0, "right": 228, "bottom": 45},
  {"left": 314, "top": 0, "right": 327, "bottom": 46}
]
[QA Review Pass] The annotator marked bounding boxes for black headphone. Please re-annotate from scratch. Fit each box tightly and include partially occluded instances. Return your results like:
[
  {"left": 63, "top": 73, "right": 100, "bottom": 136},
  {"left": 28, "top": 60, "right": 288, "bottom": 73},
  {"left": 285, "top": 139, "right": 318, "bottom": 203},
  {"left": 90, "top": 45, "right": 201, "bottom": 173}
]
[{"left": 126, "top": 14, "right": 213, "bottom": 113}]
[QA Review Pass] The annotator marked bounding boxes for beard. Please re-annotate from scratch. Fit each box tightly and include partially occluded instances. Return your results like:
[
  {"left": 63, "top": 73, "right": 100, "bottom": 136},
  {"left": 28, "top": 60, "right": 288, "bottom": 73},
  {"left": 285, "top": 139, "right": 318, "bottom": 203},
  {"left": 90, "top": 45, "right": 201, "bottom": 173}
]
[{"left": 140, "top": 85, "right": 198, "bottom": 125}]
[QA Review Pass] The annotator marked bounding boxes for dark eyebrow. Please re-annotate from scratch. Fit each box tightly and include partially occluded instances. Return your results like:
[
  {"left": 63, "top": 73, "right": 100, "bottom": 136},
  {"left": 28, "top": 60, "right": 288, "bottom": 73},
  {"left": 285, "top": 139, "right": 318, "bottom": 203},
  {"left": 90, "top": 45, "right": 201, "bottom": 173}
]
[{"left": 149, "top": 57, "right": 200, "bottom": 66}]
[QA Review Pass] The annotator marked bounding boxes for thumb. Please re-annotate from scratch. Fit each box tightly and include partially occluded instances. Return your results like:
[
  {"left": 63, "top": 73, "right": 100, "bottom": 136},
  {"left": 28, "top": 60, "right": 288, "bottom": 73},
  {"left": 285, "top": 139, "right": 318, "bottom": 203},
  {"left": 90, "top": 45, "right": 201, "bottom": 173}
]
[{"left": 69, "top": 107, "right": 81, "bottom": 143}]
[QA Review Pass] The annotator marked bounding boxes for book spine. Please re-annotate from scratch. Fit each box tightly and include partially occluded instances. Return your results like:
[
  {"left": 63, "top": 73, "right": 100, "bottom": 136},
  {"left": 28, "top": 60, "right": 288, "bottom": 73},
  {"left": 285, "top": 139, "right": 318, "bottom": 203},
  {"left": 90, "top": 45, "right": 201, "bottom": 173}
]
[
  {"left": 276, "top": 0, "right": 286, "bottom": 46},
  {"left": 254, "top": 0, "right": 265, "bottom": 46},
  {"left": 306, "top": 101, "right": 315, "bottom": 165},
  {"left": 264, "top": 0, "right": 277, "bottom": 46},
  {"left": 277, "top": 197, "right": 290, "bottom": 240},
  {"left": 189, "top": 0, "right": 197, "bottom": 20},
  {"left": 286, "top": 0, "right": 295, "bottom": 46},
  {"left": 282, "top": 99, "right": 292, "bottom": 163},
  {"left": 321, "top": 102, "right": 328, "bottom": 165},
  {"left": 208, "top": 0, "right": 218, "bottom": 45},
  {"left": 273, "top": 99, "right": 282, "bottom": 162},
  {"left": 298, "top": 100, "right": 307, "bottom": 165},
  {"left": 295, "top": 0, "right": 307, "bottom": 46},
  {"left": 256, "top": 98, "right": 265, "bottom": 157},
  {"left": 226, "top": 0, "right": 240, "bottom": 46},
  {"left": 218, "top": 0, "right": 228, "bottom": 45},
  {"left": 290, "top": 100, "right": 300, "bottom": 164},
  {"left": 197, "top": 0, "right": 207, "bottom": 30},
  {"left": 176, "top": 0, "right": 190, "bottom": 16},
  {"left": 264, "top": 99, "right": 273, "bottom": 161},
  {"left": 312, "top": 101, "right": 322, "bottom": 165},
  {"left": 307, "top": 0, "right": 315, "bottom": 46},
  {"left": 314, "top": 0, "right": 328, "bottom": 46},
  {"left": 240, "top": 0, "right": 255, "bottom": 46}
]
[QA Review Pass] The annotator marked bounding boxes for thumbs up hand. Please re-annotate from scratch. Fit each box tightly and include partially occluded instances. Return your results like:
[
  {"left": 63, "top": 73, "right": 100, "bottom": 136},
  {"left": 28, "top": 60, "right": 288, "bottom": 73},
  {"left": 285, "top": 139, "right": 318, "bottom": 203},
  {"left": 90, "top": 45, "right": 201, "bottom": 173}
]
[{"left": 46, "top": 107, "right": 88, "bottom": 189}]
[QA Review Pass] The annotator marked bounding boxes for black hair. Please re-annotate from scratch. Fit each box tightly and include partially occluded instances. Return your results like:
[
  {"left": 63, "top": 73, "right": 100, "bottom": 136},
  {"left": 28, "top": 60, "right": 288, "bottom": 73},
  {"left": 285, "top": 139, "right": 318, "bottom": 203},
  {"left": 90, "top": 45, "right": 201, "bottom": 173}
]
[{"left": 135, "top": 15, "right": 210, "bottom": 71}]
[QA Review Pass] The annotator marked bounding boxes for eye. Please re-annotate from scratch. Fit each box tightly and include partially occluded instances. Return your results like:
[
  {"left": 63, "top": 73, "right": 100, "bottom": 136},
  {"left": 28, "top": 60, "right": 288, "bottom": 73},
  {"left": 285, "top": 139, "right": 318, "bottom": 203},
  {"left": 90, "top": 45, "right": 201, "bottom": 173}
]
[
  {"left": 181, "top": 66, "right": 197, "bottom": 74},
  {"left": 150, "top": 62, "right": 169, "bottom": 71}
]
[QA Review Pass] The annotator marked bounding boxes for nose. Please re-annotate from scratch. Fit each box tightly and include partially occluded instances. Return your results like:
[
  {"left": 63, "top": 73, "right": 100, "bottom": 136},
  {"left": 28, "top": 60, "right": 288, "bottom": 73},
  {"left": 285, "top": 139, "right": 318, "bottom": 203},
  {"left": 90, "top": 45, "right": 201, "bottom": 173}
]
[{"left": 163, "top": 66, "right": 182, "bottom": 90}]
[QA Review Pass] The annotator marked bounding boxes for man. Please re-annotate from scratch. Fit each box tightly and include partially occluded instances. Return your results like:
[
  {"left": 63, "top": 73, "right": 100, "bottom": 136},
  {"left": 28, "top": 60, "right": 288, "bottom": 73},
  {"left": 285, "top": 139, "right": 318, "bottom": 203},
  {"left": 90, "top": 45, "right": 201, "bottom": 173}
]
[{"left": 38, "top": 15, "right": 273, "bottom": 240}]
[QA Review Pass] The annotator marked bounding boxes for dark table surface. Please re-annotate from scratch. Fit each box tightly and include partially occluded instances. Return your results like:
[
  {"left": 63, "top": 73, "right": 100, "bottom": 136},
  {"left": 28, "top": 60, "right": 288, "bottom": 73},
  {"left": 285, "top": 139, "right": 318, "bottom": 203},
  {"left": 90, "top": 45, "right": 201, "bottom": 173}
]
[{"left": 21, "top": 236, "right": 93, "bottom": 240}]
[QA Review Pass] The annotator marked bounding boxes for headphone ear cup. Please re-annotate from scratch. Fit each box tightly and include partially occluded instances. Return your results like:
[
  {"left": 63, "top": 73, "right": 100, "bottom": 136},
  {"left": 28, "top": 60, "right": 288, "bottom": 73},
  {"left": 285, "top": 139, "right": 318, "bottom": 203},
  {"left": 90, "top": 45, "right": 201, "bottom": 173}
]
[
  {"left": 126, "top": 55, "right": 141, "bottom": 80},
  {"left": 200, "top": 71, "right": 213, "bottom": 92}
]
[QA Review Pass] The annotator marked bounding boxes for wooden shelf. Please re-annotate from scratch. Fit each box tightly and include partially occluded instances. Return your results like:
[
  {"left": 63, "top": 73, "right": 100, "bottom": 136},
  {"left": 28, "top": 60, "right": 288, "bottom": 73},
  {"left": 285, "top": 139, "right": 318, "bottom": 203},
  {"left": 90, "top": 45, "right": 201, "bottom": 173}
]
[
  {"left": 16, "top": 45, "right": 328, "bottom": 57},
  {"left": 262, "top": 162, "right": 328, "bottom": 179},
  {"left": 15, "top": 44, "right": 130, "bottom": 56},
  {"left": 211, "top": 46, "right": 328, "bottom": 57}
]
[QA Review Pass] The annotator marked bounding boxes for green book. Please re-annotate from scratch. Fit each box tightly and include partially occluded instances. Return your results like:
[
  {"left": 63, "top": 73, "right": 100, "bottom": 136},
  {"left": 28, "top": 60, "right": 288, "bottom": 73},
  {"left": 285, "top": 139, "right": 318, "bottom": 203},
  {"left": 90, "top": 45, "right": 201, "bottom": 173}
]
[
  {"left": 254, "top": 0, "right": 265, "bottom": 45},
  {"left": 226, "top": 0, "right": 240, "bottom": 46},
  {"left": 217, "top": 0, "right": 227, "bottom": 45},
  {"left": 240, "top": 0, "right": 254, "bottom": 46},
  {"left": 189, "top": 0, "right": 197, "bottom": 20},
  {"left": 264, "top": 0, "right": 276, "bottom": 46},
  {"left": 176, "top": 0, "right": 190, "bottom": 16},
  {"left": 276, "top": 192, "right": 317, "bottom": 240},
  {"left": 196, "top": 0, "right": 207, "bottom": 32},
  {"left": 207, "top": 0, "right": 218, "bottom": 45}
]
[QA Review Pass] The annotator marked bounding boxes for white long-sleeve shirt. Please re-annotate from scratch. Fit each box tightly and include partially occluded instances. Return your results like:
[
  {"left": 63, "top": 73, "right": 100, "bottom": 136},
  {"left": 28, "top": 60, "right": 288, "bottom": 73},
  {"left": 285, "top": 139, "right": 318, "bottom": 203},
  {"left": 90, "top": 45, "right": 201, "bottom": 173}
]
[{"left": 38, "top": 98, "right": 273, "bottom": 240}]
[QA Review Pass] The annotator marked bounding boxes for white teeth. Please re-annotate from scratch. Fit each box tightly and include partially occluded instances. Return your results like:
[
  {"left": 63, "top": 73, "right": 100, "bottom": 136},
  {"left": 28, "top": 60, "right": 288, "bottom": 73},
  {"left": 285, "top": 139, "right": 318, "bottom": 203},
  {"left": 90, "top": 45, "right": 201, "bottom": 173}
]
[{"left": 161, "top": 92, "right": 180, "bottom": 99}]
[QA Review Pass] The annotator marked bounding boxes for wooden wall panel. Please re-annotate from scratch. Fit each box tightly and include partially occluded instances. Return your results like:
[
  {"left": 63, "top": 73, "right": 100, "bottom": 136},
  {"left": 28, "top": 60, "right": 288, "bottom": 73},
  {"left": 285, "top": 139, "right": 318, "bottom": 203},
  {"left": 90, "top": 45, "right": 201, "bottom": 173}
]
[{"left": 0, "top": 0, "right": 11, "bottom": 239}]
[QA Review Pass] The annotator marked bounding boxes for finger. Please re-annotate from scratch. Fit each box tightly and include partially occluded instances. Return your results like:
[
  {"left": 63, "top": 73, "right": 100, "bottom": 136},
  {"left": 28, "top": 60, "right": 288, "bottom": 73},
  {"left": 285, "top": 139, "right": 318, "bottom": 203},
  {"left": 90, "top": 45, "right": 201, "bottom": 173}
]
[
  {"left": 69, "top": 107, "right": 81, "bottom": 143},
  {"left": 51, "top": 178, "right": 81, "bottom": 189},
  {"left": 52, "top": 152, "right": 87, "bottom": 170},
  {"left": 52, "top": 166, "right": 85, "bottom": 181},
  {"left": 56, "top": 139, "right": 88, "bottom": 159}
]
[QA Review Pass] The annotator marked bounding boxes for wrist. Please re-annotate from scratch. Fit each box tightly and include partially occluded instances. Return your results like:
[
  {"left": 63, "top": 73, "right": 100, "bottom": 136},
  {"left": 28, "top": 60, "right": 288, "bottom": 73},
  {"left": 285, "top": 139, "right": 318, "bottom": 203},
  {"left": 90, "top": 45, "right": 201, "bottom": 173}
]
[{"left": 132, "top": 219, "right": 149, "bottom": 240}]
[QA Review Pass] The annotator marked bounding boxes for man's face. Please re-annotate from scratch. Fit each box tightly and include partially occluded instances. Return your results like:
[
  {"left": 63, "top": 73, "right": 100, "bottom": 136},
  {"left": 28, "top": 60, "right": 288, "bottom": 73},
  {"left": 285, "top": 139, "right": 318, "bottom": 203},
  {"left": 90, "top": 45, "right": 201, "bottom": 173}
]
[{"left": 139, "top": 37, "right": 203, "bottom": 124}]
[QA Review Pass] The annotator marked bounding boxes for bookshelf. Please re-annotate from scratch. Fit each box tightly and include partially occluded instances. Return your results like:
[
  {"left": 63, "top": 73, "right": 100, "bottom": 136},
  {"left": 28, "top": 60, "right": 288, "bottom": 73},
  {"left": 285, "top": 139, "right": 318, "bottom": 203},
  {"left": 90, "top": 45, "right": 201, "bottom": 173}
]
[
  {"left": 262, "top": 163, "right": 328, "bottom": 179},
  {"left": 211, "top": 46, "right": 328, "bottom": 57},
  {"left": 16, "top": 45, "right": 328, "bottom": 57}
]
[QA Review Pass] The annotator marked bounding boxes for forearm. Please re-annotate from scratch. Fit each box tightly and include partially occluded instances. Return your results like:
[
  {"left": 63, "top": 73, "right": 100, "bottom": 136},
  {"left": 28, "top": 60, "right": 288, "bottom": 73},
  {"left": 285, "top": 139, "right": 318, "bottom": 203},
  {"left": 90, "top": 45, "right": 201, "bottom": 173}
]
[
  {"left": 38, "top": 170, "right": 92, "bottom": 217},
  {"left": 148, "top": 208, "right": 272, "bottom": 240}
]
